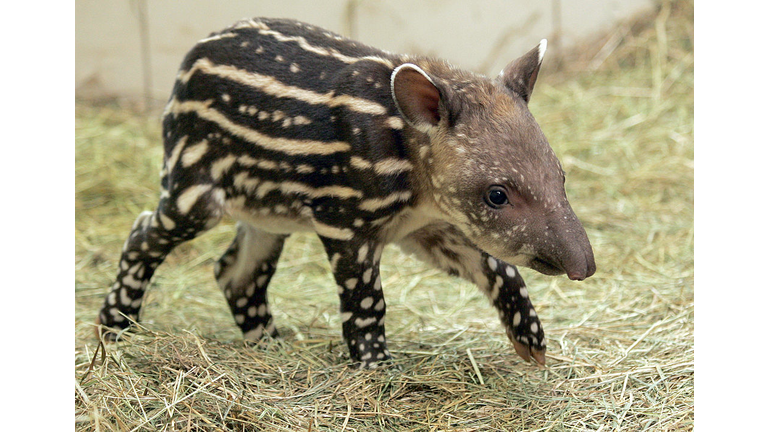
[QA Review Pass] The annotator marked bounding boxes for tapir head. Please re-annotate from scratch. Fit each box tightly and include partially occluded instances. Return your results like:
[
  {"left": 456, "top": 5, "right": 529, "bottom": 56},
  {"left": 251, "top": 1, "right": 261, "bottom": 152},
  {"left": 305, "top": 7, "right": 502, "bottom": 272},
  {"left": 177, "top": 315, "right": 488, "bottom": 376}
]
[{"left": 392, "top": 40, "right": 596, "bottom": 281}]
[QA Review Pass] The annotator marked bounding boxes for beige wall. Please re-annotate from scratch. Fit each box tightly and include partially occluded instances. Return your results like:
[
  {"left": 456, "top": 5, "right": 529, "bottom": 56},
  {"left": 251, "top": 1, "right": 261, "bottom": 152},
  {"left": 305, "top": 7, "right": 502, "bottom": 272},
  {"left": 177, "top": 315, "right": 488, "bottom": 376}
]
[{"left": 76, "top": 0, "right": 653, "bottom": 104}]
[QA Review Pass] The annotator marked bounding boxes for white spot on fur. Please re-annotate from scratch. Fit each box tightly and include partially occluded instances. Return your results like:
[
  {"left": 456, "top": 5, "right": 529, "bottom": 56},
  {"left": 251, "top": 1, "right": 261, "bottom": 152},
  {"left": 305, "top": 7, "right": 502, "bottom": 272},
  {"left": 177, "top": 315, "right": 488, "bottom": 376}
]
[
  {"left": 158, "top": 213, "right": 176, "bottom": 230},
  {"left": 355, "top": 317, "right": 377, "bottom": 327},
  {"left": 487, "top": 256, "right": 498, "bottom": 272},
  {"left": 210, "top": 154, "right": 237, "bottom": 180},
  {"left": 362, "top": 268, "right": 373, "bottom": 284},
  {"left": 505, "top": 266, "right": 517, "bottom": 278},
  {"left": 181, "top": 140, "right": 209, "bottom": 167},
  {"left": 330, "top": 253, "right": 341, "bottom": 272},
  {"left": 491, "top": 275, "right": 503, "bottom": 300},
  {"left": 176, "top": 184, "right": 212, "bottom": 214},
  {"left": 243, "top": 325, "right": 264, "bottom": 340},
  {"left": 119, "top": 288, "right": 132, "bottom": 305},
  {"left": 109, "top": 308, "right": 126, "bottom": 322},
  {"left": 373, "top": 245, "right": 384, "bottom": 263},
  {"left": 357, "top": 243, "right": 369, "bottom": 264}
]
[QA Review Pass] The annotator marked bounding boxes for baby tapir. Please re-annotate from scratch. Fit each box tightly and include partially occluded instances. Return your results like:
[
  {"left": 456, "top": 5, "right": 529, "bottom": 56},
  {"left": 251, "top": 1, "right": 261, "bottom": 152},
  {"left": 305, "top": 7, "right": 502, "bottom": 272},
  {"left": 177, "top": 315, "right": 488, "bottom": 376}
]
[{"left": 96, "top": 17, "right": 596, "bottom": 368}]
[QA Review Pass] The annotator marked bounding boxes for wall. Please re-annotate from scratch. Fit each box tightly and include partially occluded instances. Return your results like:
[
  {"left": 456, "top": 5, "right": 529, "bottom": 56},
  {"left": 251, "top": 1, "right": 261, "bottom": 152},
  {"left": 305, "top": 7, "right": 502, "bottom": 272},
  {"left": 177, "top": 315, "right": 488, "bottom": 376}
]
[{"left": 75, "top": 0, "right": 654, "bottom": 104}]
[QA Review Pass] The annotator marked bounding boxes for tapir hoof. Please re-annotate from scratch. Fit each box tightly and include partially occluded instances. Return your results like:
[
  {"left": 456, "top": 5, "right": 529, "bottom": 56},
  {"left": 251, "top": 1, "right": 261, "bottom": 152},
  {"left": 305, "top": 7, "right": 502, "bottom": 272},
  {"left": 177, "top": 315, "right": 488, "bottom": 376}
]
[{"left": 512, "top": 338, "right": 546, "bottom": 365}]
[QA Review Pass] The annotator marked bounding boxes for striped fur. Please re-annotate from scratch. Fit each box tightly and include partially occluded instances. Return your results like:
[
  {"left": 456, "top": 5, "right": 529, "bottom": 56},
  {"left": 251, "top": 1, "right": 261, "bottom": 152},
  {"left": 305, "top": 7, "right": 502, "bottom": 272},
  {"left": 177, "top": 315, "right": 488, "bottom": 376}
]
[{"left": 97, "top": 18, "right": 596, "bottom": 369}]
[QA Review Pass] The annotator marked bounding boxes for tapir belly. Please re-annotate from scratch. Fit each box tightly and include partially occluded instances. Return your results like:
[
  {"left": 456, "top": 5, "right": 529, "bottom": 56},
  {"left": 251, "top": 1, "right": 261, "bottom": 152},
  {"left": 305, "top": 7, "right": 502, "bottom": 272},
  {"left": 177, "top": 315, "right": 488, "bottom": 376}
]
[{"left": 225, "top": 198, "right": 315, "bottom": 235}]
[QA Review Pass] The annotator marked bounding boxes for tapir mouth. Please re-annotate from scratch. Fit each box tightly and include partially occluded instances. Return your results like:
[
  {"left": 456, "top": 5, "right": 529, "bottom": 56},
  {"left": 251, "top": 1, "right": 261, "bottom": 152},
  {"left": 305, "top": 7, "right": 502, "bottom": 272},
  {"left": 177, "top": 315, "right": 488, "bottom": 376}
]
[
  {"left": 530, "top": 255, "right": 596, "bottom": 281},
  {"left": 530, "top": 257, "right": 567, "bottom": 277}
]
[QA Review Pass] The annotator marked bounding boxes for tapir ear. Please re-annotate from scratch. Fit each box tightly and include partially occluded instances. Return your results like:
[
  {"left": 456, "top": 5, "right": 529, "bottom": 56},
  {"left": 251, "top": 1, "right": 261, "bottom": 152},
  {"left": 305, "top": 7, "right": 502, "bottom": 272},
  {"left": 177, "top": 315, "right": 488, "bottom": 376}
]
[
  {"left": 499, "top": 39, "right": 547, "bottom": 103},
  {"left": 391, "top": 63, "right": 443, "bottom": 131}
]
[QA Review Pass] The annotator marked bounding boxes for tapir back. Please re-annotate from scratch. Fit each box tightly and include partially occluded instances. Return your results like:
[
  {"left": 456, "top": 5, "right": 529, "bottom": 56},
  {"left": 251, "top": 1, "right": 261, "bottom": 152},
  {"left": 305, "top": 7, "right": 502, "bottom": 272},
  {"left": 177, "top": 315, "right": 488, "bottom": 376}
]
[{"left": 161, "top": 17, "right": 417, "bottom": 231}]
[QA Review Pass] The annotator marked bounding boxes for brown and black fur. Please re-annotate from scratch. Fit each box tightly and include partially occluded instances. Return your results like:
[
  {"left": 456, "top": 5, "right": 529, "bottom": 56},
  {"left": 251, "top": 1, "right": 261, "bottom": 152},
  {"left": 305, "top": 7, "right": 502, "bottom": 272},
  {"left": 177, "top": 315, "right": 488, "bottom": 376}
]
[{"left": 96, "top": 17, "right": 595, "bottom": 368}]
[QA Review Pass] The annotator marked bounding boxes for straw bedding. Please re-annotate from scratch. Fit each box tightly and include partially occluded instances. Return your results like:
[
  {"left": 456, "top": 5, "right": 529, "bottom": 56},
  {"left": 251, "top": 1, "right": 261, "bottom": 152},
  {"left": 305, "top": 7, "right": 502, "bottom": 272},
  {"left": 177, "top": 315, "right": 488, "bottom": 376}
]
[{"left": 75, "top": 1, "right": 693, "bottom": 429}]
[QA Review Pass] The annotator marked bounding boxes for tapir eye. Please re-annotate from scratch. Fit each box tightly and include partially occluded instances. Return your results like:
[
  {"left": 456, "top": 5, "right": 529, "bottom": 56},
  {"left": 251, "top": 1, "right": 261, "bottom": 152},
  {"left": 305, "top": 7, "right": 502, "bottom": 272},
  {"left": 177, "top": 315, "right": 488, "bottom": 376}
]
[{"left": 485, "top": 186, "right": 509, "bottom": 208}]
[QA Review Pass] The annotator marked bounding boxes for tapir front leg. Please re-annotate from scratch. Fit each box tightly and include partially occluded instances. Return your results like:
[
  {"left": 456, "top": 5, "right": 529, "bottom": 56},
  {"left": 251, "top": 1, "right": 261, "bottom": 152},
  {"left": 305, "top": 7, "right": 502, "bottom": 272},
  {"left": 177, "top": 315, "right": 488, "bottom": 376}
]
[
  {"left": 398, "top": 223, "right": 546, "bottom": 364},
  {"left": 319, "top": 235, "right": 390, "bottom": 369},
  {"left": 480, "top": 252, "right": 546, "bottom": 364}
]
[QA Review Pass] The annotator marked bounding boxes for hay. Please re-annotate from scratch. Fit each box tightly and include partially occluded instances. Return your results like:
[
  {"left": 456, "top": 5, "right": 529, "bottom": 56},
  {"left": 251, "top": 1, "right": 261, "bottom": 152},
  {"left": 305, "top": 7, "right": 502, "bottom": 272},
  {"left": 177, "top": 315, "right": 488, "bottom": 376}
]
[{"left": 75, "top": 1, "right": 693, "bottom": 430}]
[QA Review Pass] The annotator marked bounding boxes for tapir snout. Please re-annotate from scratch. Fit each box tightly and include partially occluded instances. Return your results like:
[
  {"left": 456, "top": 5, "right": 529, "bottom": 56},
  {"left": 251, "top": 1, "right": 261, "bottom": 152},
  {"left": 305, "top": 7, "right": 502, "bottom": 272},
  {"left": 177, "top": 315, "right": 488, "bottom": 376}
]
[{"left": 528, "top": 204, "right": 596, "bottom": 281}]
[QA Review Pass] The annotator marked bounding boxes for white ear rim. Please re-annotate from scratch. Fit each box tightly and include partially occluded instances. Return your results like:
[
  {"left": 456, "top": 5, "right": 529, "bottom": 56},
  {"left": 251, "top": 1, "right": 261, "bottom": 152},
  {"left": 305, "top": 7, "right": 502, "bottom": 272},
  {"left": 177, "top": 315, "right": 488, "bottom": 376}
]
[
  {"left": 390, "top": 63, "right": 439, "bottom": 130},
  {"left": 538, "top": 39, "right": 547, "bottom": 64},
  {"left": 497, "top": 39, "right": 548, "bottom": 78},
  {"left": 391, "top": 63, "right": 436, "bottom": 89}
]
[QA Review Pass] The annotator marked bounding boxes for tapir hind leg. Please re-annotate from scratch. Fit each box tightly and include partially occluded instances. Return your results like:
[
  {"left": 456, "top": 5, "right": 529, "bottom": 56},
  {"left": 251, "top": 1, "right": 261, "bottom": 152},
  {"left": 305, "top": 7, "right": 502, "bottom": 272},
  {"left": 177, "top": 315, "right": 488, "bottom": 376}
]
[
  {"left": 96, "top": 187, "right": 224, "bottom": 339},
  {"left": 397, "top": 223, "right": 547, "bottom": 364},
  {"left": 214, "top": 222, "right": 287, "bottom": 341}
]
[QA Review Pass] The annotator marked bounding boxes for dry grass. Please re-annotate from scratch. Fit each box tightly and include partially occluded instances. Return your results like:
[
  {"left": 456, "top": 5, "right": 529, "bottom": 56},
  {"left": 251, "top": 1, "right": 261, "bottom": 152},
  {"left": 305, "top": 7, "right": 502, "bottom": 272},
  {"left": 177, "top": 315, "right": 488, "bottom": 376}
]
[{"left": 75, "top": 1, "right": 693, "bottom": 430}]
